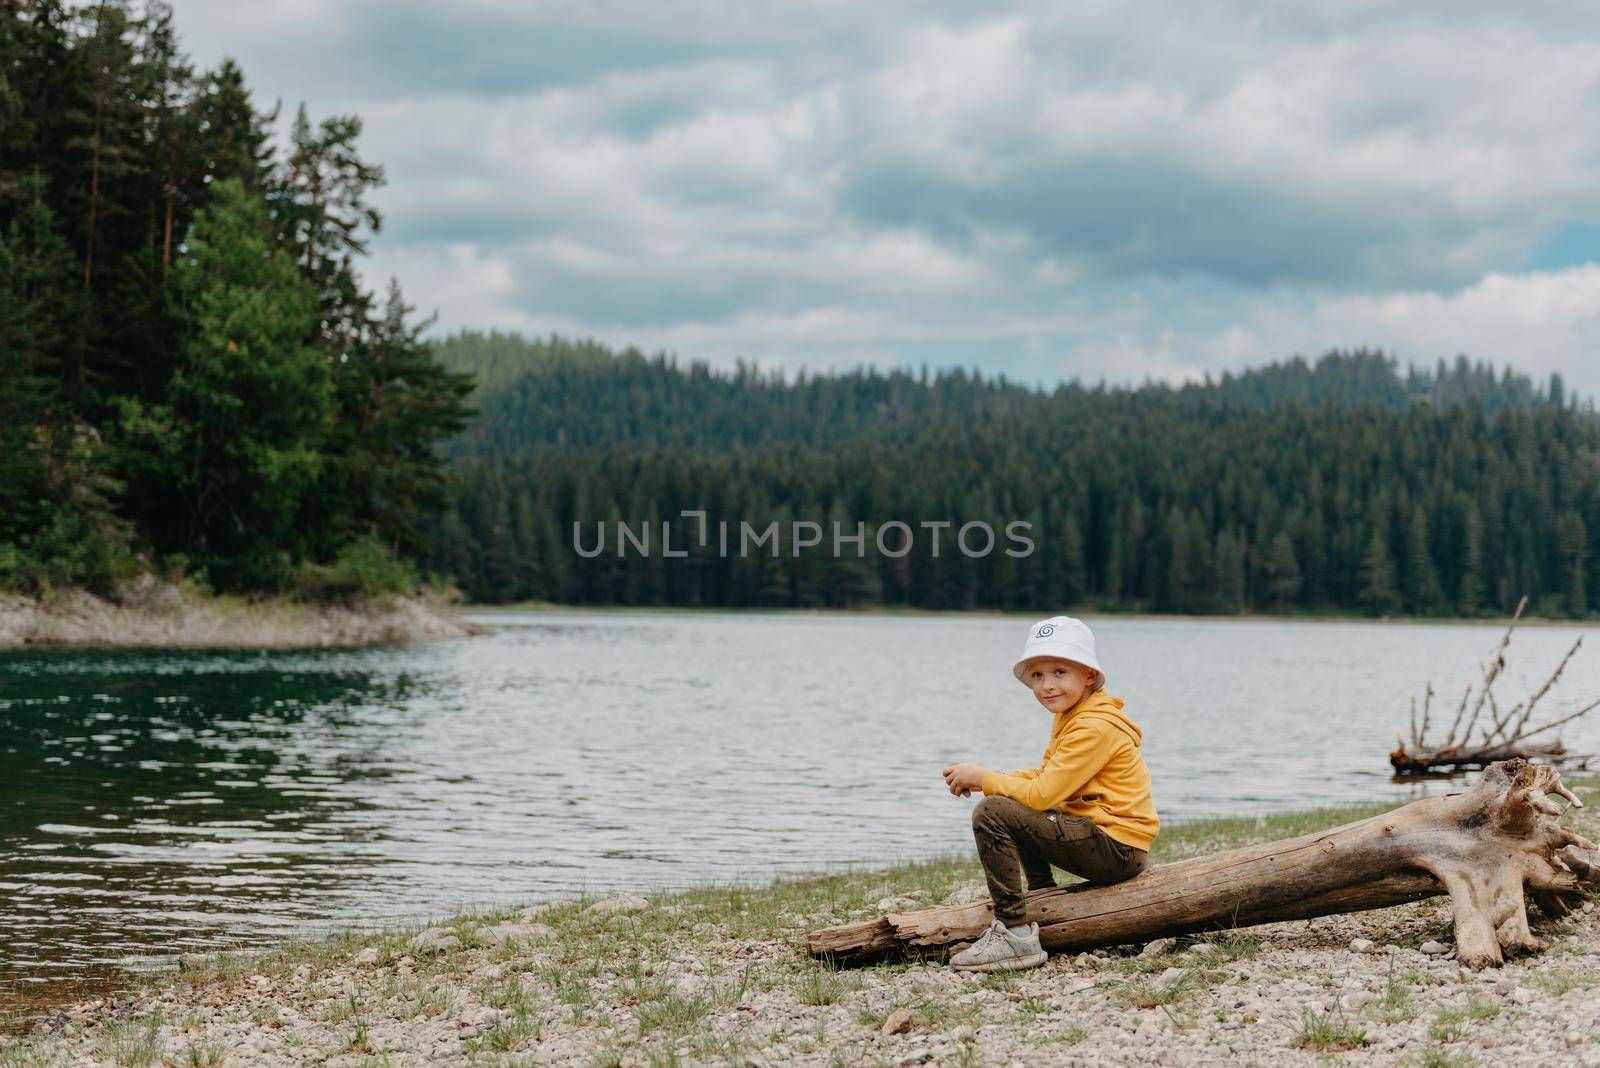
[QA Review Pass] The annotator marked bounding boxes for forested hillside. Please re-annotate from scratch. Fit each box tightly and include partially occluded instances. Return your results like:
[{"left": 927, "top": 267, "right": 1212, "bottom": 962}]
[
  {"left": 0, "top": 1, "right": 472, "bottom": 595},
  {"left": 424, "top": 333, "right": 1597, "bottom": 618}
]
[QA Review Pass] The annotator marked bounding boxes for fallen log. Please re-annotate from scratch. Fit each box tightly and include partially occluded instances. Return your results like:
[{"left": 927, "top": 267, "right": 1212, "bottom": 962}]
[{"left": 809, "top": 760, "right": 1598, "bottom": 970}]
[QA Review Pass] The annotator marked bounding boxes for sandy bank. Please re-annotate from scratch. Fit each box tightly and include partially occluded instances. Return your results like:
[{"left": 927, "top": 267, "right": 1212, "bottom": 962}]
[
  {"left": 6, "top": 781, "right": 1599, "bottom": 1066},
  {"left": 0, "top": 583, "right": 490, "bottom": 650}
]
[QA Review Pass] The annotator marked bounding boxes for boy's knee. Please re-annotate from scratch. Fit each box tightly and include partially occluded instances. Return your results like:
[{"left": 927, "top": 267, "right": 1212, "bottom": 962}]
[{"left": 971, "top": 795, "right": 1021, "bottom": 832}]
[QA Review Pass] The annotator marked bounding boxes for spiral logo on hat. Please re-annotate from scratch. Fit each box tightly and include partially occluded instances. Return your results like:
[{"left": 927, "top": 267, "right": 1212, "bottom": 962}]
[{"left": 1035, "top": 624, "right": 1055, "bottom": 638}]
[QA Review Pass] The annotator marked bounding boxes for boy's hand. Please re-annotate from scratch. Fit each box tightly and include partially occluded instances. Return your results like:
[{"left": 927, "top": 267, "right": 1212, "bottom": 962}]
[{"left": 942, "top": 763, "right": 987, "bottom": 797}]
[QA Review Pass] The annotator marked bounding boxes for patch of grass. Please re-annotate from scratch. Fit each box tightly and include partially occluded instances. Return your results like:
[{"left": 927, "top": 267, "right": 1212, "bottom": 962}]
[
  {"left": 978, "top": 969, "right": 1020, "bottom": 992},
  {"left": 1203, "top": 930, "right": 1261, "bottom": 962},
  {"left": 643, "top": 1043, "right": 682, "bottom": 1067},
  {"left": 1372, "top": 950, "right": 1419, "bottom": 1023},
  {"left": 323, "top": 990, "right": 364, "bottom": 1025},
  {"left": 467, "top": 1013, "right": 542, "bottom": 1053},
  {"left": 1114, "top": 952, "right": 1184, "bottom": 975},
  {"left": 413, "top": 982, "right": 455, "bottom": 1019},
  {"left": 1109, "top": 968, "right": 1207, "bottom": 1008},
  {"left": 936, "top": 994, "right": 987, "bottom": 1023},
  {"left": 0, "top": 1043, "right": 69, "bottom": 1068},
  {"left": 1532, "top": 969, "right": 1596, "bottom": 995},
  {"left": 614, "top": 968, "right": 672, "bottom": 1007},
  {"left": 795, "top": 963, "right": 857, "bottom": 1006},
  {"left": 1428, "top": 993, "right": 1498, "bottom": 1042},
  {"left": 708, "top": 961, "right": 767, "bottom": 1009},
  {"left": 1027, "top": 1022, "right": 1089, "bottom": 1046},
  {"left": 1297, "top": 1005, "right": 1366, "bottom": 1051},
  {"left": 586, "top": 1043, "right": 625, "bottom": 1068},
  {"left": 170, "top": 951, "right": 257, "bottom": 989},
  {"left": 1414, "top": 1047, "right": 1477, "bottom": 1068},
  {"left": 92, "top": 1019, "right": 162, "bottom": 1068},
  {"left": 686, "top": 1031, "right": 747, "bottom": 1061},
  {"left": 826, "top": 1046, "right": 881, "bottom": 1068},
  {"left": 180, "top": 1039, "right": 226, "bottom": 1068},
  {"left": 480, "top": 974, "right": 539, "bottom": 1014},
  {"left": 635, "top": 993, "right": 710, "bottom": 1036},
  {"left": 853, "top": 1003, "right": 888, "bottom": 1028}
]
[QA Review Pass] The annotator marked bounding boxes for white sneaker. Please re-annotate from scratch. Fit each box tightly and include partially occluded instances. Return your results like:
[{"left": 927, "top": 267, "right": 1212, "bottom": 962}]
[{"left": 948, "top": 920, "right": 1047, "bottom": 972}]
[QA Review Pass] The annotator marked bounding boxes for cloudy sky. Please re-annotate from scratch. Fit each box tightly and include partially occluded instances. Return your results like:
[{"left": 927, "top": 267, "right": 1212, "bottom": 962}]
[{"left": 176, "top": 1, "right": 1600, "bottom": 392}]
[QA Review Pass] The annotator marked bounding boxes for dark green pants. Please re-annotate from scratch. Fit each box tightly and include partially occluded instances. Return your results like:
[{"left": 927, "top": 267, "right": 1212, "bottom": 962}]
[{"left": 972, "top": 795, "right": 1148, "bottom": 925}]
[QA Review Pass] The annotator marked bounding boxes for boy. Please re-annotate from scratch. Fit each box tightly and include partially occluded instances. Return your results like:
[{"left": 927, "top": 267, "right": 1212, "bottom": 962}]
[{"left": 941, "top": 615, "right": 1158, "bottom": 972}]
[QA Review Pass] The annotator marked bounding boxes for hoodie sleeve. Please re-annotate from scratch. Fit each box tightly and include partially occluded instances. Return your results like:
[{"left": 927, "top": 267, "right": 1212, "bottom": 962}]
[
  {"left": 981, "top": 719, "right": 1120, "bottom": 811},
  {"left": 1002, "top": 745, "right": 1052, "bottom": 781}
]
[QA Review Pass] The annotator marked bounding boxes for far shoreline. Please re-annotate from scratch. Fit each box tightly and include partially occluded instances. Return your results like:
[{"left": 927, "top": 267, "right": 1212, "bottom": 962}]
[{"left": 464, "top": 601, "right": 1595, "bottom": 630}]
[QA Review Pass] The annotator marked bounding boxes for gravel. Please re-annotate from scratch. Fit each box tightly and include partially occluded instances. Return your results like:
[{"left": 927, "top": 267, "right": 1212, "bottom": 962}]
[{"left": 9, "top": 888, "right": 1600, "bottom": 1067}]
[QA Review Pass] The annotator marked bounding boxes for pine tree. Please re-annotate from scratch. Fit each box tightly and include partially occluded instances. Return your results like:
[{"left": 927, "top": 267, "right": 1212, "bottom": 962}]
[
  {"left": 1213, "top": 527, "right": 1244, "bottom": 613},
  {"left": 165, "top": 177, "right": 329, "bottom": 589},
  {"left": 1267, "top": 531, "right": 1300, "bottom": 612},
  {"left": 1458, "top": 503, "right": 1484, "bottom": 616},
  {"left": 1404, "top": 504, "right": 1444, "bottom": 615},
  {"left": 1358, "top": 528, "right": 1400, "bottom": 615},
  {"left": 1561, "top": 511, "right": 1588, "bottom": 617},
  {"left": 1060, "top": 513, "right": 1086, "bottom": 606}
]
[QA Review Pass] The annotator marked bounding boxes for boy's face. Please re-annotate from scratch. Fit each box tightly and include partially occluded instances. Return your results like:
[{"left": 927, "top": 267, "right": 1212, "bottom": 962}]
[{"left": 1022, "top": 657, "right": 1094, "bottom": 713}]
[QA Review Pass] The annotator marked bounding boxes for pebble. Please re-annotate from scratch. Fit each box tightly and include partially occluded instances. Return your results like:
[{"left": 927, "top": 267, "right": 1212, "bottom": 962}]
[
  {"left": 1154, "top": 966, "right": 1187, "bottom": 989},
  {"left": 1419, "top": 940, "right": 1450, "bottom": 955},
  {"left": 941, "top": 881, "right": 991, "bottom": 906},
  {"left": 878, "top": 895, "right": 920, "bottom": 912},
  {"left": 1349, "top": 937, "right": 1377, "bottom": 953},
  {"left": 882, "top": 1007, "right": 913, "bottom": 1035},
  {"left": 353, "top": 947, "right": 381, "bottom": 965},
  {"left": 1510, "top": 986, "right": 1538, "bottom": 1004},
  {"left": 407, "top": 928, "right": 461, "bottom": 954},
  {"left": 480, "top": 922, "right": 558, "bottom": 946},
  {"left": 1140, "top": 937, "right": 1178, "bottom": 957},
  {"left": 588, "top": 894, "right": 649, "bottom": 915}
]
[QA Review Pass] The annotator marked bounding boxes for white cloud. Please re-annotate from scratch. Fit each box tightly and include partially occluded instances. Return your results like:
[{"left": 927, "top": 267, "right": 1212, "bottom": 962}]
[{"left": 170, "top": 1, "right": 1600, "bottom": 392}]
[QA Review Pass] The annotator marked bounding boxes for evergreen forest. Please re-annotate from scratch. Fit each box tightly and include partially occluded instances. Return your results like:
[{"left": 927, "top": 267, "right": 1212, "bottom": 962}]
[
  {"left": 424, "top": 334, "right": 1600, "bottom": 619},
  {"left": 1, "top": 0, "right": 472, "bottom": 596},
  {"left": 9, "top": 1, "right": 1600, "bottom": 623}
]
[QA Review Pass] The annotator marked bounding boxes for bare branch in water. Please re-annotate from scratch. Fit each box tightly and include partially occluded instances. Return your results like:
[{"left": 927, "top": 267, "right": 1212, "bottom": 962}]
[{"left": 1392, "top": 595, "right": 1595, "bottom": 775}]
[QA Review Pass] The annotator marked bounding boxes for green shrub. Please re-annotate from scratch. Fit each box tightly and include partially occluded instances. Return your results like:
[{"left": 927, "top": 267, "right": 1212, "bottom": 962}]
[{"left": 294, "top": 537, "right": 418, "bottom": 603}]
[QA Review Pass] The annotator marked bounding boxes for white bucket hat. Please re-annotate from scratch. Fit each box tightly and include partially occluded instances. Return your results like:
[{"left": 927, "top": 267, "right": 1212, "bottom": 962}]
[{"left": 1012, "top": 615, "right": 1103, "bottom": 687}]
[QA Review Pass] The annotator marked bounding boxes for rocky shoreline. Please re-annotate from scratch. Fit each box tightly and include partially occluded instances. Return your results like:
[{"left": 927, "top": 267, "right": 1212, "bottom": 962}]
[
  {"left": 0, "top": 583, "right": 489, "bottom": 649},
  {"left": 5, "top": 788, "right": 1598, "bottom": 1066}
]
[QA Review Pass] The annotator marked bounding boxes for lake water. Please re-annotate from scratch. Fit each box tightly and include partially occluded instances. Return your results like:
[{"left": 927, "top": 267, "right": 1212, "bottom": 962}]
[{"left": 4, "top": 610, "right": 1599, "bottom": 1023}]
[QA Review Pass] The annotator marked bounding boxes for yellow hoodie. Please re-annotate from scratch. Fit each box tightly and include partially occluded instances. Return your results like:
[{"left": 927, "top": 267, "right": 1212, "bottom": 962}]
[{"left": 979, "top": 688, "right": 1159, "bottom": 851}]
